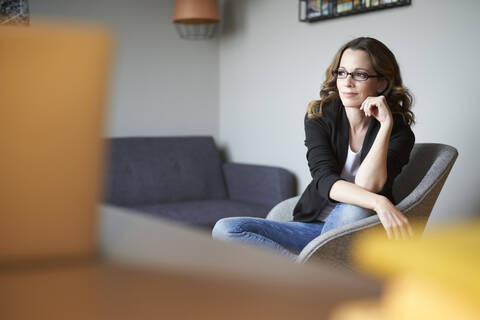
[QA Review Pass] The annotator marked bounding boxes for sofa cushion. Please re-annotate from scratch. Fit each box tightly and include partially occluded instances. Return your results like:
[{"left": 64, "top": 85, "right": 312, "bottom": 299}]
[
  {"left": 127, "top": 200, "right": 271, "bottom": 229},
  {"left": 105, "top": 137, "right": 228, "bottom": 205}
]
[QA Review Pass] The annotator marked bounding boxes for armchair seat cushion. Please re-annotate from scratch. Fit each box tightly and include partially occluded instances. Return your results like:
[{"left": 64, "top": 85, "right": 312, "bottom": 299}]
[{"left": 127, "top": 200, "right": 271, "bottom": 229}]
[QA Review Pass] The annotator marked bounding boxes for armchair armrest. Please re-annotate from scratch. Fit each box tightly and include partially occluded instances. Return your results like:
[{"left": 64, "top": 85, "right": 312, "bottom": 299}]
[
  {"left": 266, "top": 196, "right": 301, "bottom": 222},
  {"left": 295, "top": 216, "right": 382, "bottom": 270},
  {"left": 294, "top": 172, "right": 451, "bottom": 269},
  {"left": 222, "top": 162, "right": 296, "bottom": 208}
]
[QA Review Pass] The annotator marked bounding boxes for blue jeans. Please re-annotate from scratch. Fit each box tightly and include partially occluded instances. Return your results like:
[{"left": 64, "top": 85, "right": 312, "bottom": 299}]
[{"left": 212, "top": 203, "right": 374, "bottom": 260}]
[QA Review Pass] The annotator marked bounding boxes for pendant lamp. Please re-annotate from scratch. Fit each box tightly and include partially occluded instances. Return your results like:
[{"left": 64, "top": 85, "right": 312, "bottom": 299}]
[{"left": 173, "top": 0, "right": 220, "bottom": 40}]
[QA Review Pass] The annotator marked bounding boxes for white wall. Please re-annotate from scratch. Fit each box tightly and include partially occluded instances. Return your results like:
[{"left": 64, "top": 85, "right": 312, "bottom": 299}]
[
  {"left": 30, "top": 0, "right": 220, "bottom": 139},
  {"left": 218, "top": 0, "right": 480, "bottom": 228},
  {"left": 28, "top": 0, "right": 480, "bottom": 228}
]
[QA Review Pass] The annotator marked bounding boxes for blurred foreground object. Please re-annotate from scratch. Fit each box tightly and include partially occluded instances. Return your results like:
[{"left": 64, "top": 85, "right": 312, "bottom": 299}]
[
  {"left": 0, "top": 22, "right": 113, "bottom": 263},
  {"left": 0, "top": 0, "right": 29, "bottom": 25},
  {"left": 329, "top": 219, "right": 480, "bottom": 319},
  {"left": 0, "top": 206, "right": 382, "bottom": 320}
]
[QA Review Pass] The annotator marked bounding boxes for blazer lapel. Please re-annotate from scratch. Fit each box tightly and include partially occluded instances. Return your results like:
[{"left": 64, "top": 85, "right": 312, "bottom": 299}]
[{"left": 337, "top": 103, "right": 350, "bottom": 169}]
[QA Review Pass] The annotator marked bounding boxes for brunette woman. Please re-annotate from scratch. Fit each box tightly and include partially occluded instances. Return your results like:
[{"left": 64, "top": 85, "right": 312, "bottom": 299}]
[{"left": 212, "top": 37, "right": 415, "bottom": 260}]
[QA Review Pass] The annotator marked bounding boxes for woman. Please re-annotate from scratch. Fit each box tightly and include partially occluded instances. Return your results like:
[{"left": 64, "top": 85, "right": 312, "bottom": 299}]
[{"left": 212, "top": 37, "right": 415, "bottom": 260}]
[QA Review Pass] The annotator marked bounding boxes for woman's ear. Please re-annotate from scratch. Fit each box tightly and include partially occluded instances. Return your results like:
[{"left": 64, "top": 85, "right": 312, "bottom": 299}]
[{"left": 377, "top": 78, "right": 388, "bottom": 95}]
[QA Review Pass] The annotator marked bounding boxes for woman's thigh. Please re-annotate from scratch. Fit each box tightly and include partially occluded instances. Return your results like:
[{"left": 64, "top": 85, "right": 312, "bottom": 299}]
[
  {"left": 321, "top": 203, "right": 375, "bottom": 234},
  {"left": 212, "top": 217, "right": 325, "bottom": 254}
]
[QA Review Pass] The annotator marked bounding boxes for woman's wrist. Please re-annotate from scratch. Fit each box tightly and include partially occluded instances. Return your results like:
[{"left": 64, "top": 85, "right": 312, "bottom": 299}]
[
  {"left": 371, "top": 194, "right": 389, "bottom": 212},
  {"left": 380, "top": 118, "right": 393, "bottom": 131}
]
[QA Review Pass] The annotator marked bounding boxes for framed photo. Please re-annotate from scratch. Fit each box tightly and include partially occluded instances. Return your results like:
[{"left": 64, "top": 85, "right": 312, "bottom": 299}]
[
  {"left": 299, "top": 0, "right": 411, "bottom": 22},
  {"left": 0, "top": 0, "right": 29, "bottom": 25}
]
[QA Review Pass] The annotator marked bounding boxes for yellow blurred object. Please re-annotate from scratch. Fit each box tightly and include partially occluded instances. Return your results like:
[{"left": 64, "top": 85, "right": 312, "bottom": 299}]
[
  {"left": 381, "top": 273, "right": 479, "bottom": 320},
  {"left": 329, "top": 298, "right": 382, "bottom": 320},
  {"left": 352, "top": 219, "right": 480, "bottom": 304},
  {"left": 329, "top": 218, "right": 480, "bottom": 320},
  {"left": 330, "top": 273, "right": 479, "bottom": 320},
  {"left": 0, "top": 22, "right": 113, "bottom": 263}
]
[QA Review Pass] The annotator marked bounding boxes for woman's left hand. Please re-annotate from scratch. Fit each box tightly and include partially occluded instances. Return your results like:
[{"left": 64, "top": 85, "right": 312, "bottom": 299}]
[{"left": 360, "top": 95, "right": 393, "bottom": 126}]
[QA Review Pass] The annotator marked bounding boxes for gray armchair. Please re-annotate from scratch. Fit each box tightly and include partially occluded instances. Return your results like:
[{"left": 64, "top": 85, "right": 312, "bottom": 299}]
[{"left": 266, "top": 143, "right": 458, "bottom": 269}]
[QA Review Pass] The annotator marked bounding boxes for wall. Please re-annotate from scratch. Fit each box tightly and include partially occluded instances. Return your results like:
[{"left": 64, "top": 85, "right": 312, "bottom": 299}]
[
  {"left": 28, "top": 0, "right": 480, "bottom": 228},
  {"left": 30, "top": 0, "right": 220, "bottom": 139},
  {"left": 218, "top": 0, "right": 480, "bottom": 228}
]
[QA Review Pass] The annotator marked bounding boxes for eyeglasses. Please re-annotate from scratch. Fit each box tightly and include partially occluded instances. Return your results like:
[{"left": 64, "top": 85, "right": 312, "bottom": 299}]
[{"left": 332, "top": 69, "right": 383, "bottom": 81}]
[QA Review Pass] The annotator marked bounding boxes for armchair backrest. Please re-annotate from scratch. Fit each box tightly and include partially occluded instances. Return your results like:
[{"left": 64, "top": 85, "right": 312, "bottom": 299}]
[
  {"left": 392, "top": 143, "right": 458, "bottom": 229},
  {"left": 393, "top": 143, "right": 457, "bottom": 204},
  {"left": 104, "top": 136, "right": 228, "bottom": 206}
]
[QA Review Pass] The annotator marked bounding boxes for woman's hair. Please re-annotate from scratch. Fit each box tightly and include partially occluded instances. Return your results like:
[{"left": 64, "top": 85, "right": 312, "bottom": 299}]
[{"left": 307, "top": 37, "right": 415, "bottom": 125}]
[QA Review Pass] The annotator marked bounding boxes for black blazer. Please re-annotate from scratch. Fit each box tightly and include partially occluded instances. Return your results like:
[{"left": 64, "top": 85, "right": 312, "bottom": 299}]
[{"left": 293, "top": 99, "right": 415, "bottom": 222}]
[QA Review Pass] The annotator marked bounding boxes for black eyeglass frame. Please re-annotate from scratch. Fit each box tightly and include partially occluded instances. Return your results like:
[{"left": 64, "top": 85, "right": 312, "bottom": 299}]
[{"left": 332, "top": 69, "right": 384, "bottom": 81}]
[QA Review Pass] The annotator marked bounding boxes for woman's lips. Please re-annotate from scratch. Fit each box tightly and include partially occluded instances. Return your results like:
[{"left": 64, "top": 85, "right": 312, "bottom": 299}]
[{"left": 342, "top": 92, "right": 358, "bottom": 98}]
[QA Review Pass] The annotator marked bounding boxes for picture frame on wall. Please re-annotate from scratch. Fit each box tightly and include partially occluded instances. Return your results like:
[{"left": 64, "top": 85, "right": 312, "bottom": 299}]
[{"left": 299, "top": 0, "right": 411, "bottom": 22}]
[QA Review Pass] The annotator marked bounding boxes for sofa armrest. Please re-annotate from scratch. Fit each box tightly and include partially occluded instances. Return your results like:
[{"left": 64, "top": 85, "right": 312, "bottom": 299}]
[{"left": 222, "top": 162, "right": 296, "bottom": 208}]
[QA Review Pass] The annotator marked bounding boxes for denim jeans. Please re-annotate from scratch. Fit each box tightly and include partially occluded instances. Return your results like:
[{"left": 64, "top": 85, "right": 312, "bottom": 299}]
[{"left": 211, "top": 203, "right": 374, "bottom": 260}]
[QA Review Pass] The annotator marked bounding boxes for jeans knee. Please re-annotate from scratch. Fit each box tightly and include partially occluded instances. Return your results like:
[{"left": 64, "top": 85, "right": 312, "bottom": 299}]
[{"left": 212, "top": 217, "right": 239, "bottom": 240}]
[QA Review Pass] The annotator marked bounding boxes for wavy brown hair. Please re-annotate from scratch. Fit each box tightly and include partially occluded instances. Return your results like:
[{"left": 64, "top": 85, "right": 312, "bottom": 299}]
[{"left": 307, "top": 37, "right": 415, "bottom": 125}]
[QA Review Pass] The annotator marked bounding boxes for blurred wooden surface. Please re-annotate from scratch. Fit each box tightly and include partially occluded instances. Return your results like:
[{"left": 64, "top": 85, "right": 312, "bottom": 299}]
[
  {"left": 0, "top": 259, "right": 379, "bottom": 320},
  {"left": 0, "top": 206, "right": 382, "bottom": 320}
]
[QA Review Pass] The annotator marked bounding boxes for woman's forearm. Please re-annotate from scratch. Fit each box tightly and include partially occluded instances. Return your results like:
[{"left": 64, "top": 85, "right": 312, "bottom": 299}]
[
  {"left": 329, "top": 179, "right": 414, "bottom": 240},
  {"left": 355, "top": 123, "right": 392, "bottom": 192},
  {"left": 329, "top": 179, "right": 384, "bottom": 211}
]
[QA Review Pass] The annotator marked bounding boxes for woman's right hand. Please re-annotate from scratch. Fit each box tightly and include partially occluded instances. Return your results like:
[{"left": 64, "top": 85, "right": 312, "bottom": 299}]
[{"left": 373, "top": 196, "right": 414, "bottom": 240}]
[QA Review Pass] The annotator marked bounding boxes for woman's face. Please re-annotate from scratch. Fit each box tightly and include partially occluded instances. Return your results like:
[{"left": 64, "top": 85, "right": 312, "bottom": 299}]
[{"left": 336, "top": 48, "right": 386, "bottom": 108}]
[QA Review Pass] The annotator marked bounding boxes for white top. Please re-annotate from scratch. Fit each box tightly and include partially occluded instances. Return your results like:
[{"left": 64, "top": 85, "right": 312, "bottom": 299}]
[{"left": 315, "top": 143, "right": 362, "bottom": 222}]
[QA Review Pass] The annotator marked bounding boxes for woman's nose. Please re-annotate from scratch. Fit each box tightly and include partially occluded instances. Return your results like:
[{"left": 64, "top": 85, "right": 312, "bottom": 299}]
[{"left": 344, "top": 75, "right": 354, "bottom": 86}]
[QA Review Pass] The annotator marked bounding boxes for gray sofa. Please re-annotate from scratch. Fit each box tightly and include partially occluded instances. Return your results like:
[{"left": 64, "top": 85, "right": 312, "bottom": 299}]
[{"left": 104, "top": 136, "right": 296, "bottom": 229}]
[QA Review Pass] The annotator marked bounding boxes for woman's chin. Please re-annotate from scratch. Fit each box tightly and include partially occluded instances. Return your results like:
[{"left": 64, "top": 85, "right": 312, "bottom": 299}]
[{"left": 341, "top": 100, "right": 361, "bottom": 108}]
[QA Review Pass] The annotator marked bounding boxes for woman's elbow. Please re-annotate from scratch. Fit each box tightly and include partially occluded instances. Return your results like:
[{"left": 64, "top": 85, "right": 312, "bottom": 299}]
[{"left": 355, "top": 176, "right": 387, "bottom": 193}]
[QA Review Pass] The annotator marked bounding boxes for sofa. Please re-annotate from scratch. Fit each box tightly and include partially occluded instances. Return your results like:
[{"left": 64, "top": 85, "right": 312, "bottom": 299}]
[{"left": 103, "top": 136, "right": 296, "bottom": 229}]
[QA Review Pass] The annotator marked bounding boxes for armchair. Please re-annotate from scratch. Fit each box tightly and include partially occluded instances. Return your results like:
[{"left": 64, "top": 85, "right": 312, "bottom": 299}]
[{"left": 266, "top": 143, "right": 458, "bottom": 270}]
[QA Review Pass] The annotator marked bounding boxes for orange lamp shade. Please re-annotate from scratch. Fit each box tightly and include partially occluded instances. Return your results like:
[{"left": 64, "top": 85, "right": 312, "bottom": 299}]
[{"left": 173, "top": 0, "right": 220, "bottom": 24}]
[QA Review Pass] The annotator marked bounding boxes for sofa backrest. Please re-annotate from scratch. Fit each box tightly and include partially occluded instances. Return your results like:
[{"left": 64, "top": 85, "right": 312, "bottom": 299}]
[{"left": 104, "top": 136, "right": 228, "bottom": 206}]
